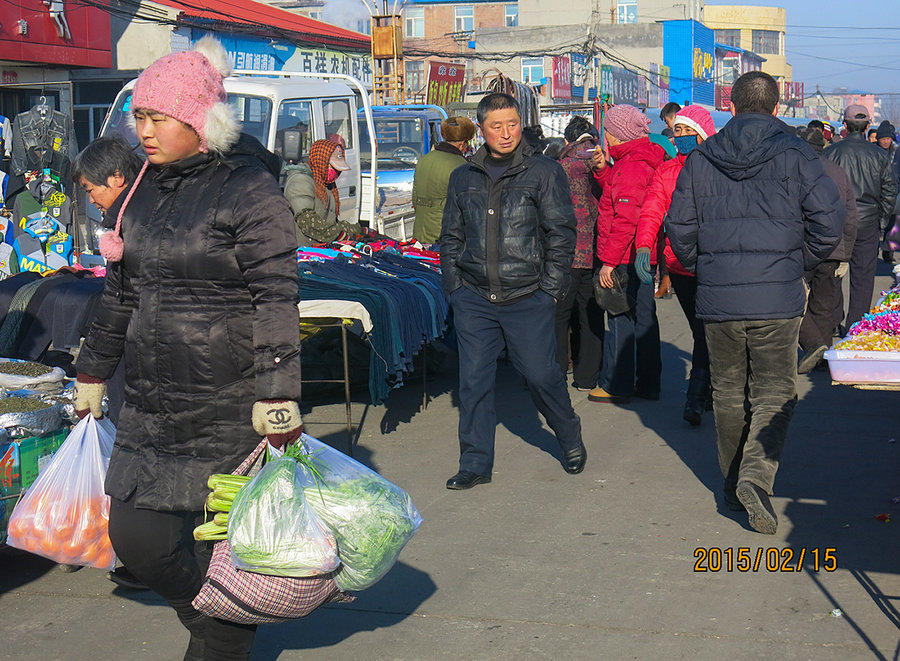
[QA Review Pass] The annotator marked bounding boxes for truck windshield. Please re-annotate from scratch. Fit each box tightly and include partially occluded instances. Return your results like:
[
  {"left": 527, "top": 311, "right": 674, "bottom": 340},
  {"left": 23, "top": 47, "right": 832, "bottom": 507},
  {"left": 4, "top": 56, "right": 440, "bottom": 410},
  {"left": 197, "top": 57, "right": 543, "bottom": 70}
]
[
  {"left": 103, "top": 91, "right": 273, "bottom": 148},
  {"left": 359, "top": 117, "right": 424, "bottom": 170}
]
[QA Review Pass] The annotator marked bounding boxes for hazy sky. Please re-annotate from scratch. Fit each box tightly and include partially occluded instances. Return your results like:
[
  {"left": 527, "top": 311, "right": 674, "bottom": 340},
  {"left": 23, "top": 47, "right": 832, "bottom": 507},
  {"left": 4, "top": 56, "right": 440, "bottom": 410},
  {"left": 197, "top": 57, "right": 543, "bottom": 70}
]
[{"left": 706, "top": 0, "right": 900, "bottom": 95}]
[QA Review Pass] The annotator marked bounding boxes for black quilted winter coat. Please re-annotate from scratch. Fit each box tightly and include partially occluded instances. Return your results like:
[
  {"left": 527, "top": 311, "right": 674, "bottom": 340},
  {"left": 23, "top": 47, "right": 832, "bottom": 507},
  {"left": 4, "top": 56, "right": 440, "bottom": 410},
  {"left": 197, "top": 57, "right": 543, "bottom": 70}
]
[
  {"left": 76, "top": 134, "right": 302, "bottom": 511},
  {"left": 439, "top": 141, "right": 576, "bottom": 303}
]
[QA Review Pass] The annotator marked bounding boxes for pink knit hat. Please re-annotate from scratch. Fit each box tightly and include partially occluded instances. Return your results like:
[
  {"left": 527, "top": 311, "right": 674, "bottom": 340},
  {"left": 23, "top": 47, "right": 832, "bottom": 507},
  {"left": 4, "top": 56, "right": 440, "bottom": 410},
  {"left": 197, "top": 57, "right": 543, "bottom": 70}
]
[
  {"left": 131, "top": 36, "right": 239, "bottom": 154},
  {"left": 604, "top": 104, "right": 650, "bottom": 142},
  {"left": 673, "top": 105, "right": 716, "bottom": 140}
]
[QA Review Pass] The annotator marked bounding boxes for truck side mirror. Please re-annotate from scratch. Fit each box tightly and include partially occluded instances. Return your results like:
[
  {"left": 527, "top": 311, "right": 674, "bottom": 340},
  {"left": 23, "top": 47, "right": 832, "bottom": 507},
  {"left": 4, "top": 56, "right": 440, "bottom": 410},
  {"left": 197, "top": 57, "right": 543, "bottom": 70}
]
[{"left": 281, "top": 128, "right": 303, "bottom": 163}]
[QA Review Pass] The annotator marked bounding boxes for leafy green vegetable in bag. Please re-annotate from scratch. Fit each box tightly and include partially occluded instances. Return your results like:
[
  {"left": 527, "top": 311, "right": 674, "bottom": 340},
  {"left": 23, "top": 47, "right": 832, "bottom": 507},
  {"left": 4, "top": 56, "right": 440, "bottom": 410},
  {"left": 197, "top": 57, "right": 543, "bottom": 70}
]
[
  {"left": 228, "top": 456, "right": 340, "bottom": 578},
  {"left": 294, "top": 435, "right": 423, "bottom": 592}
]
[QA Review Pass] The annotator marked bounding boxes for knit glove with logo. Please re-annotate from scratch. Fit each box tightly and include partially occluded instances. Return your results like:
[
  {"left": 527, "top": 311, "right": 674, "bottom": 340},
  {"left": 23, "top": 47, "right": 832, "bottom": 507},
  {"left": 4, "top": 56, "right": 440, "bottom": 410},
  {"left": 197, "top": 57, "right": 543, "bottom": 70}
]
[
  {"left": 74, "top": 373, "right": 106, "bottom": 420},
  {"left": 252, "top": 400, "right": 304, "bottom": 450}
]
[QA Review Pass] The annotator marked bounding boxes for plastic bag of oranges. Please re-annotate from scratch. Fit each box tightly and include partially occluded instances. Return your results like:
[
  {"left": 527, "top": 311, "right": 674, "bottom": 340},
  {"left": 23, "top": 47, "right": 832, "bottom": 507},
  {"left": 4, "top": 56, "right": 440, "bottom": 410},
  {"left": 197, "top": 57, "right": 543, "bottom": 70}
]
[{"left": 7, "top": 415, "right": 117, "bottom": 570}]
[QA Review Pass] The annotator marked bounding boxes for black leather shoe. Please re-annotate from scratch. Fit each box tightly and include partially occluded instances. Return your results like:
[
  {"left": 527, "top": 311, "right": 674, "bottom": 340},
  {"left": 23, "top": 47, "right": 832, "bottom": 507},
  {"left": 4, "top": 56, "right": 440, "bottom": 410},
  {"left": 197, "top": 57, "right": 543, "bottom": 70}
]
[
  {"left": 446, "top": 470, "right": 491, "bottom": 490},
  {"left": 562, "top": 442, "right": 587, "bottom": 474},
  {"left": 107, "top": 566, "right": 150, "bottom": 590}
]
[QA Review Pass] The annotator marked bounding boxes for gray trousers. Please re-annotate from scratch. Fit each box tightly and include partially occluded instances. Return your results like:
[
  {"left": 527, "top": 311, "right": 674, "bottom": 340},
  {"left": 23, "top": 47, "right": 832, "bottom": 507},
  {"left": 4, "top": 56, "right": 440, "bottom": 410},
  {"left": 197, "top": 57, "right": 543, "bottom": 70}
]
[{"left": 705, "top": 317, "right": 801, "bottom": 494}]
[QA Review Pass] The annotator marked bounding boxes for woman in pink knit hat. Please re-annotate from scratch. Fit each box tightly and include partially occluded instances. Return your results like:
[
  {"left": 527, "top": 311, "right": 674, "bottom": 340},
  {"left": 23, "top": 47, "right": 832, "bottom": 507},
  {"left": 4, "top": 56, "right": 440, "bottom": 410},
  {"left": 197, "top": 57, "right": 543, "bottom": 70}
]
[
  {"left": 634, "top": 104, "right": 716, "bottom": 425},
  {"left": 73, "top": 37, "right": 307, "bottom": 660}
]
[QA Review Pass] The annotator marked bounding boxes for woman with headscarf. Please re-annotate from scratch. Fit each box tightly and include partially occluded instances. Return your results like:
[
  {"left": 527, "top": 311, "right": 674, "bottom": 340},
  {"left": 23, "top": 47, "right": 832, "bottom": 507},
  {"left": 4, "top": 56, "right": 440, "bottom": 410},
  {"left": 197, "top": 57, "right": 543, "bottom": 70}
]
[
  {"left": 73, "top": 37, "right": 305, "bottom": 660},
  {"left": 284, "top": 138, "right": 364, "bottom": 244}
]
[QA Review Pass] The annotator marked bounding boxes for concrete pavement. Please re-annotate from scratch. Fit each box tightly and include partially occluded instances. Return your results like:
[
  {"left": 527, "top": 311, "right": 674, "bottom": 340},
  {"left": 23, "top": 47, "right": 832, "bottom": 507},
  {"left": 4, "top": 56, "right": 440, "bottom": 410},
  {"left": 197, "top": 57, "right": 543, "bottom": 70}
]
[{"left": 2, "top": 269, "right": 899, "bottom": 661}]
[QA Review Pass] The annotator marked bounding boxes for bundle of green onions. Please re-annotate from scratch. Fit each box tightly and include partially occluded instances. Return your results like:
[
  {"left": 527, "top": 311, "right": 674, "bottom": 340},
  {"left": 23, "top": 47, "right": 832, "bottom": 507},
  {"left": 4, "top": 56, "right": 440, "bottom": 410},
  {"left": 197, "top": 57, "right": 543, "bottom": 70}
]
[{"left": 194, "top": 474, "right": 251, "bottom": 541}]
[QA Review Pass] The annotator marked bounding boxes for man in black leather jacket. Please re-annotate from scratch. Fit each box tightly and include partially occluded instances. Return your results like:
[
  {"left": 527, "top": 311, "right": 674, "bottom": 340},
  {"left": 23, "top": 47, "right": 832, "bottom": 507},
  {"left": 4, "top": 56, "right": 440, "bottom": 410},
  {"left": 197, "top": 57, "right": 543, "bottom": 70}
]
[
  {"left": 439, "top": 93, "right": 586, "bottom": 489},
  {"left": 824, "top": 104, "right": 898, "bottom": 330}
]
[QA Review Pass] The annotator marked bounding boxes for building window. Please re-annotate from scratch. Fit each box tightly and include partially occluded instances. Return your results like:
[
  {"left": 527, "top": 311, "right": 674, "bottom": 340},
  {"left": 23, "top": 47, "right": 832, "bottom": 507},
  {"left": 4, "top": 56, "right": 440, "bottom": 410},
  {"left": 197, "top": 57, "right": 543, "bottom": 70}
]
[
  {"left": 752, "top": 29, "right": 780, "bottom": 55},
  {"left": 715, "top": 29, "right": 741, "bottom": 48},
  {"left": 405, "top": 7, "right": 424, "bottom": 38},
  {"left": 521, "top": 57, "right": 544, "bottom": 84},
  {"left": 307, "top": 10, "right": 321, "bottom": 20},
  {"left": 454, "top": 6, "right": 474, "bottom": 33},
  {"left": 505, "top": 4, "right": 518, "bottom": 27},
  {"left": 406, "top": 60, "right": 425, "bottom": 95},
  {"left": 617, "top": 0, "right": 637, "bottom": 24}
]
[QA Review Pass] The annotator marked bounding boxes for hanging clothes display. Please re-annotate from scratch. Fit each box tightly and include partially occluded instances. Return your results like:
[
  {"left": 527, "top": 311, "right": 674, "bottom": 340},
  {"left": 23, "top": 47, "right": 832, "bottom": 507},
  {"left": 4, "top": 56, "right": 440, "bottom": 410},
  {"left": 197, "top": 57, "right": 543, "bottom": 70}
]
[
  {"left": 10, "top": 103, "right": 78, "bottom": 183},
  {"left": 7, "top": 178, "right": 74, "bottom": 274},
  {"left": 0, "top": 113, "right": 12, "bottom": 206}
]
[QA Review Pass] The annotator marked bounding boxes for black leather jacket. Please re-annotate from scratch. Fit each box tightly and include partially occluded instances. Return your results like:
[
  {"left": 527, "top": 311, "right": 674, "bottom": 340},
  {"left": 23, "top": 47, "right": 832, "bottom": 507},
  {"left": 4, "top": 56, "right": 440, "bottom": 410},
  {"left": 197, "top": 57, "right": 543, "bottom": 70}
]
[
  {"left": 439, "top": 141, "right": 576, "bottom": 303},
  {"left": 824, "top": 132, "right": 898, "bottom": 228}
]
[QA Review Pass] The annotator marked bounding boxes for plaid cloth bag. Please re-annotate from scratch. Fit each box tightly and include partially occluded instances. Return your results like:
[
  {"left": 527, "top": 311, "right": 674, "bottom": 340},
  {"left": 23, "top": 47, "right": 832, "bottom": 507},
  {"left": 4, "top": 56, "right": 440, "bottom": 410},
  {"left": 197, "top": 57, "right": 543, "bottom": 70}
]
[{"left": 192, "top": 439, "right": 355, "bottom": 624}]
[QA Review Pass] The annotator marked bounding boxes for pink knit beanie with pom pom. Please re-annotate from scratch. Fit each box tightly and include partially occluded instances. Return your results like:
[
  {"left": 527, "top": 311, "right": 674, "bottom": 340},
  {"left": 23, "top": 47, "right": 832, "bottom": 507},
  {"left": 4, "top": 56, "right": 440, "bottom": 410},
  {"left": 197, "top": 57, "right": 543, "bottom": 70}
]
[{"left": 101, "top": 37, "right": 240, "bottom": 263}]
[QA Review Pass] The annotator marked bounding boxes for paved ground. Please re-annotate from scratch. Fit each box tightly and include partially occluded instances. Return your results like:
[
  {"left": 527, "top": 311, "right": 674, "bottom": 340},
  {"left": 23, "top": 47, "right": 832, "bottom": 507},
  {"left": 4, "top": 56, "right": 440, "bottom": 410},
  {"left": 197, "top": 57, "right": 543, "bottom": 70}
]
[{"left": 2, "top": 268, "right": 899, "bottom": 661}]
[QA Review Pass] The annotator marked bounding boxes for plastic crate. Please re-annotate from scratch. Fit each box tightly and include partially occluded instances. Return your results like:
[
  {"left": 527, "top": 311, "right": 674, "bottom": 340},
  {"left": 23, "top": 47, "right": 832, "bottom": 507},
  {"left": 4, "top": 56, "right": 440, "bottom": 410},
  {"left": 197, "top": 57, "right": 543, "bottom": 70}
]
[{"left": 824, "top": 348, "right": 900, "bottom": 384}]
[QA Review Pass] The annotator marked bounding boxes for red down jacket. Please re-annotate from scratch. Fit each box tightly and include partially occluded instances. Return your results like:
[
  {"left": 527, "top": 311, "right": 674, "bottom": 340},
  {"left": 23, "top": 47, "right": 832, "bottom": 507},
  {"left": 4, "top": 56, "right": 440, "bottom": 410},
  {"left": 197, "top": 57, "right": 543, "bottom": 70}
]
[
  {"left": 594, "top": 137, "right": 666, "bottom": 266},
  {"left": 635, "top": 152, "right": 693, "bottom": 277}
]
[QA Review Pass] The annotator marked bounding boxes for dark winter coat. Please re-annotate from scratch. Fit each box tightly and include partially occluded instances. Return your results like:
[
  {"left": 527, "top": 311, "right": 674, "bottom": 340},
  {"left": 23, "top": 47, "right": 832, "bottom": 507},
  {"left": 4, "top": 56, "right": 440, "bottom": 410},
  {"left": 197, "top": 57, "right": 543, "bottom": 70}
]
[
  {"left": 77, "top": 134, "right": 302, "bottom": 511},
  {"left": 823, "top": 132, "right": 897, "bottom": 229},
  {"left": 666, "top": 113, "right": 843, "bottom": 322},
  {"left": 820, "top": 157, "right": 858, "bottom": 263},
  {"left": 439, "top": 140, "right": 576, "bottom": 302}
]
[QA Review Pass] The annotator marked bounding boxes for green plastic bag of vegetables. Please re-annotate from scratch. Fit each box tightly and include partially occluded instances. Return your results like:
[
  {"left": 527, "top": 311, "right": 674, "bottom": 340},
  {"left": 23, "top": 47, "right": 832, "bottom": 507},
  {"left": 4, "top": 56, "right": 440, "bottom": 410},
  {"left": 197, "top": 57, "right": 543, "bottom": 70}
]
[
  {"left": 295, "top": 434, "right": 423, "bottom": 592},
  {"left": 228, "top": 455, "right": 340, "bottom": 577}
]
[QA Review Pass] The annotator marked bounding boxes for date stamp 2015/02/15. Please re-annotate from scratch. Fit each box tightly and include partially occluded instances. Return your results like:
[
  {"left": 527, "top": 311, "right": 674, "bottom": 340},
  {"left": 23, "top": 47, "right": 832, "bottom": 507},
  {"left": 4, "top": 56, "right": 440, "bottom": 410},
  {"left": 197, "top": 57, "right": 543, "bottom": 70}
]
[{"left": 693, "top": 547, "right": 837, "bottom": 573}]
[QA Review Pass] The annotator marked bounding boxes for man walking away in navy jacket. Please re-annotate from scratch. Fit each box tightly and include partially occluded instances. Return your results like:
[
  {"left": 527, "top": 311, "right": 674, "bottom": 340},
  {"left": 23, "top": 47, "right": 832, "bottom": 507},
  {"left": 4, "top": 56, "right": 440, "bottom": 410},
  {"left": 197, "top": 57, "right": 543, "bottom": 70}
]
[{"left": 666, "top": 71, "right": 843, "bottom": 534}]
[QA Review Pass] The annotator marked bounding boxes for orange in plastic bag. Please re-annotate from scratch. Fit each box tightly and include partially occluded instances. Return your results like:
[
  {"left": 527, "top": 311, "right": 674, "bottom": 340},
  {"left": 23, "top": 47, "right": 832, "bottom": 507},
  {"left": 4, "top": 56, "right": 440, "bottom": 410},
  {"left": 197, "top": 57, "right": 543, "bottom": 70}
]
[{"left": 7, "top": 416, "right": 117, "bottom": 570}]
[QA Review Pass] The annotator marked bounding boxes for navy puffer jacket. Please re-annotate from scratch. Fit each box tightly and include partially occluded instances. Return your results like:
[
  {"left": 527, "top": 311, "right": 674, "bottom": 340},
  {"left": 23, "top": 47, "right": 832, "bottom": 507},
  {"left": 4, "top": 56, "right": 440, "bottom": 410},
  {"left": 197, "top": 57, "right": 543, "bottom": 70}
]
[{"left": 666, "top": 113, "right": 844, "bottom": 322}]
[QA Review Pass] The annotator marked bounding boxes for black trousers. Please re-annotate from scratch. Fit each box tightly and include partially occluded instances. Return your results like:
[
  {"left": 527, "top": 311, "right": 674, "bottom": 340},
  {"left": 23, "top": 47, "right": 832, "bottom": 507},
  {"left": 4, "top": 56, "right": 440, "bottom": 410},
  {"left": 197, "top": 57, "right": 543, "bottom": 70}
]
[
  {"left": 800, "top": 260, "right": 839, "bottom": 351},
  {"left": 452, "top": 286, "right": 583, "bottom": 474},
  {"left": 554, "top": 267, "right": 604, "bottom": 388},
  {"left": 846, "top": 222, "right": 881, "bottom": 330},
  {"left": 670, "top": 273, "right": 709, "bottom": 373},
  {"left": 108, "top": 494, "right": 257, "bottom": 661}
]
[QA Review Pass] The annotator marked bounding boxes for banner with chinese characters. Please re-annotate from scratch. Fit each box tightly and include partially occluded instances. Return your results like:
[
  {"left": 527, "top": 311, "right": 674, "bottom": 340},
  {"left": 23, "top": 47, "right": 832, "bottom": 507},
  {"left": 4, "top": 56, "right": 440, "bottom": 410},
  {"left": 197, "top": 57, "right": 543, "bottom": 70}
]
[
  {"left": 599, "top": 65, "right": 640, "bottom": 106},
  {"left": 552, "top": 56, "right": 571, "bottom": 99},
  {"left": 569, "top": 53, "right": 598, "bottom": 100},
  {"left": 426, "top": 61, "right": 466, "bottom": 106},
  {"left": 192, "top": 31, "right": 372, "bottom": 88}
]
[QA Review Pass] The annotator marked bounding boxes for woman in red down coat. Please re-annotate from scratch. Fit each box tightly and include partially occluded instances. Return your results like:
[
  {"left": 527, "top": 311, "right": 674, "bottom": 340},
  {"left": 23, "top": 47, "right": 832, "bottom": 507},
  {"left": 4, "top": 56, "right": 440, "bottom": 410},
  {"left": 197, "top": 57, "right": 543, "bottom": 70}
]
[
  {"left": 588, "top": 104, "right": 666, "bottom": 404},
  {"left": 634, "top": 104, "right": 716, "bottom": 425}
]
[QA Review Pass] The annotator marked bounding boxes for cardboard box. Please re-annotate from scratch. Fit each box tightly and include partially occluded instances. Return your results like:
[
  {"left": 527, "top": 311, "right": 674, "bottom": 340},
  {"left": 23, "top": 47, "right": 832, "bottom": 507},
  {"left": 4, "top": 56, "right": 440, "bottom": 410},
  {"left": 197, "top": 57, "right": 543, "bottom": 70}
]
[
  {"left": 0, "top": 428, "right": 69, "bottom": 493},
  {"left": 0, "top": 428, "right": 69, "bottom": 545}
]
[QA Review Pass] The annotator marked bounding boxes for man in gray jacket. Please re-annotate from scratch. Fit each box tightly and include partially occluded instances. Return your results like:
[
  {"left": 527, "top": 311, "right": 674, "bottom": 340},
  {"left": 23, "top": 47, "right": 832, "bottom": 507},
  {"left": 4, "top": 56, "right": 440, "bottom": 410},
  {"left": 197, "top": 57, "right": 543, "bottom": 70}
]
[{"left": 824, "top": 104, "right": 898, "bottom": 331}]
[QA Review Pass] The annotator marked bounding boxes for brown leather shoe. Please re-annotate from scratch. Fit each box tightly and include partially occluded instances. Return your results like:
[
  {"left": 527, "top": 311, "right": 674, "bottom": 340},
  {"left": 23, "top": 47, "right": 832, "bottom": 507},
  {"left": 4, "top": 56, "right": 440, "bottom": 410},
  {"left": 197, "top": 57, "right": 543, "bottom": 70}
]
[{"left": 654, "top": 274, "right": 672, "bottom": 299}]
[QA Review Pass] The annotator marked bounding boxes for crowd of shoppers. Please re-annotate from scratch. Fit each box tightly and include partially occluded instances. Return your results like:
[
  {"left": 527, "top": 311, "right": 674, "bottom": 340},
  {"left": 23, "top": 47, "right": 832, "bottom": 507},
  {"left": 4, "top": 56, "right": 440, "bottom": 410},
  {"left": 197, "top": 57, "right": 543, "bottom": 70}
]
[
  {"left": 70, "top": 58, "right": 897, "bottom": 658},
  {"left": 438, "top": 70, "right": 887, "bottom": 541}
]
